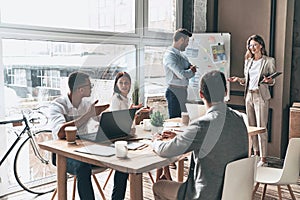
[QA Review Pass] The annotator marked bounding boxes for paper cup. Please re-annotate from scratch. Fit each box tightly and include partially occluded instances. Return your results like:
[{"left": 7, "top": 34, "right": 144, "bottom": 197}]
[
  {"left": 65, "top": 126, "right": 77, "bottom": 143},
  {"left": 181, "top": 112, "right": 190, "bottom": 126}
]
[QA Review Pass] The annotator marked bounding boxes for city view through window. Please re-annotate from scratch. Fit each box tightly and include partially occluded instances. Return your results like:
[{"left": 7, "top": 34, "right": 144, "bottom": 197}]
[{"left": 0, "top": 0, "right": 178, "bottom": 194}]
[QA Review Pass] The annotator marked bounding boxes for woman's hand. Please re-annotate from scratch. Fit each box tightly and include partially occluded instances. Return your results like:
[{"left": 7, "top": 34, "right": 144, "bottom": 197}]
[
  {"left": 227, "top": 76, "right": 239, "bottom": 82},
  {"left": 130, "top": 103, "right": 143, "bottom": 109},
  {"left": 261, "top": 76, "right": 273, "bottom": 84},
  {"left": 228, "top": 76, "right": 244, "bottom": 84}
]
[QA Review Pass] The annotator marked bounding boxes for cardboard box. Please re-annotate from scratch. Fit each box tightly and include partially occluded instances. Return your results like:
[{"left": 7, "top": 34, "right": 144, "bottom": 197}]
[{"left": 292, "top": 102, "right": 300, "bottom": 108}]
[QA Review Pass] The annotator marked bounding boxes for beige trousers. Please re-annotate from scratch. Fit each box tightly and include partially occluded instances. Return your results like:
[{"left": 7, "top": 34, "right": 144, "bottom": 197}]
[
  {"left": 152, "top": 180, "right": 183, "bottom": 200},
  {"left": 246, "top": 91, "right": 269, "bottom": 157}
]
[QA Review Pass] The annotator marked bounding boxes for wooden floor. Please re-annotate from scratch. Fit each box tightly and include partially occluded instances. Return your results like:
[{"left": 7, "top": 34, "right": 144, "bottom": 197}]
[{"left": 1, "top": 160, "right": 300, "bottom": 200}]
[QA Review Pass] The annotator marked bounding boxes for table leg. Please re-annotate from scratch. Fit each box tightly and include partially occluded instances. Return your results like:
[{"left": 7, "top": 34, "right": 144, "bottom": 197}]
[
  {"left": 57, "top": 154, "right": 67, "bottom": 200},
  {"left": 177, "top": 160, "right": 184, "bottom": 182},
  {"left": 129, "top": 173, "right": 143, "bottom": 200}
]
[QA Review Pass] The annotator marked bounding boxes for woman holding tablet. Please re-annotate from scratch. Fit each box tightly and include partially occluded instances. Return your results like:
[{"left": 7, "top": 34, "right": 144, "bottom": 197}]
[{"left": 228, "top": 34, "right": 276, "bottom": 167}]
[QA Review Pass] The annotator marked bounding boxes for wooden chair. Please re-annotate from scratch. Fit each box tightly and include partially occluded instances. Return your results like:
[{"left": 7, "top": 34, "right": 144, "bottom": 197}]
[
  {"left": 51, "top": 167, "right": 107, "bottom": 200},
  {"left": 253, "top": 138, "right": 300, "bottom": 200},
  {"left": 103, "top": 169, "right": 155, "bottom": 190}
]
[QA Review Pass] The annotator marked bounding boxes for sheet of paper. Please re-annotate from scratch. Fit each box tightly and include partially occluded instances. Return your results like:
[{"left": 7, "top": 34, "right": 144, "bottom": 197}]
[{"left": 75, "top": 144, "right": 115, "bottom": 157}]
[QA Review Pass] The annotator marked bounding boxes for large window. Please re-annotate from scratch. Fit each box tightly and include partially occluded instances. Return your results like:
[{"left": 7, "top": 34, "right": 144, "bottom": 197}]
[
  {"left": 148, "top": 0, "right": 176, "bottom": 32},
  {"left": 6, "top": 68, "right": 26, "bottom": 86},
  {"left": 144, "top": 46, "right": 168, "bottom": 96},
  {"left": 0, "top": 0, "right": 136, "bottom": 33},
  {"left": 0, "top": 0, "right": 181, "bottom": 195}
]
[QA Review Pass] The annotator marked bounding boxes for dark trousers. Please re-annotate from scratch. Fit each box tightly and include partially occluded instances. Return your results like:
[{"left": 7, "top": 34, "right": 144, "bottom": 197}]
[
  {"left": 112, "top": 171, "right": 129, "bottom": 200},
  {"left": 166, "top": 86, "right": 188, "bottom": 118},
  {"left": 66, "top": 158, "right": 95, "bottom": 200}
]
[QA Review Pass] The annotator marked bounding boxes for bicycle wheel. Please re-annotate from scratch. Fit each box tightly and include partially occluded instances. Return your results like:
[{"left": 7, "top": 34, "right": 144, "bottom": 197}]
[{"left": 14, "top": 130, "right": 57, "bottom": 194}]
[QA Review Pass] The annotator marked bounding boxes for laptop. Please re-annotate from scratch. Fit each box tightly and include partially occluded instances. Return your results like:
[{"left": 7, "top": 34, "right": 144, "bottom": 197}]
[
  {"left": 185, "top": 103, "right": 206, "bottom": 121},
  {"left": 78, "top": 108, "right": 137, "bottom": 143}
]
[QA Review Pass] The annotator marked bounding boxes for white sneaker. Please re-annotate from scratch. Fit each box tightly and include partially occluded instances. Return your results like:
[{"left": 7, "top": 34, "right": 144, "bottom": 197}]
[{"left": 257, "top": 160, "right": 268, "bottom": 167}]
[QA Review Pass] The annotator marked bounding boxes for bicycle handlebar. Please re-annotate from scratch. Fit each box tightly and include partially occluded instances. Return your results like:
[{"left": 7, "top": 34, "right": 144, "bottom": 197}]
[{"left": 0, "top": 116, "right": 25, "bottom": 125}]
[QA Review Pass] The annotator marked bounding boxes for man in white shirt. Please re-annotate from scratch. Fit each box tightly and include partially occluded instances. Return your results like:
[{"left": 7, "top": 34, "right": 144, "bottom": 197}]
[{"left": 49, "top": 71, "right": 109, "bottom": 200}]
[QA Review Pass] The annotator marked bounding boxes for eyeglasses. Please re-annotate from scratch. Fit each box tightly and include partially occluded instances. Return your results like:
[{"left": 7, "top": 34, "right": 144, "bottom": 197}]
[{"left": 79, "top": 83, "right": 94, "bottom": 89}]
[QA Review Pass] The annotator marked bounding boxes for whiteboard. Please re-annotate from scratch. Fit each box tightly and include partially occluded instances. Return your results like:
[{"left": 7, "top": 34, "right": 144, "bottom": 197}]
[{"left": 185, "top": 33, "right": 231, "bottom": 102}]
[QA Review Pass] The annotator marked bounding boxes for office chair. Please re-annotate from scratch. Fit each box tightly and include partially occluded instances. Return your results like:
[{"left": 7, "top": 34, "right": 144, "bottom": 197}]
[
  {"left": 221, "top": 157, "right": 256, "bottom": 200},
  {"left": 253, "top": 138, "right": 300, "bottom": 200},
  {"left": 51, "top": 166, "right": 107, "bottom": 200},
  {"left": 51, "top": 153, "right": 107, "bottom": 200}
]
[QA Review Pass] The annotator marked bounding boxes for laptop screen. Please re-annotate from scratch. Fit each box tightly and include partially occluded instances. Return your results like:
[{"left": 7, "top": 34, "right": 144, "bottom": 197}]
[{"left": 94, "top": 108, "right": 137, "bottom": 142}]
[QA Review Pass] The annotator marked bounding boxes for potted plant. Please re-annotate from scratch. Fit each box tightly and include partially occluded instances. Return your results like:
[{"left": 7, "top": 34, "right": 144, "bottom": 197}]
[{"left": 150, "top": 111, "right": 165, "bottom": 133}]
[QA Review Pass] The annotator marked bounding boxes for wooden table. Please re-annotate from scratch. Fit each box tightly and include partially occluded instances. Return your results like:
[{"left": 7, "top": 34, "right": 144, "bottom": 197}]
[
  {"left": 39, "top": 138, "right": 180, "bottom": 200},
  {"left": 39, "top": 123, "right": 265, "bottom": 199},
  {"left": 247, "top": 126, "right": 267, "bottom": 157}
]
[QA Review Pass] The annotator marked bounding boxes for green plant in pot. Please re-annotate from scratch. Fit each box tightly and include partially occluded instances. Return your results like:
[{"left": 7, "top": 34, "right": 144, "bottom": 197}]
[{"left": 150, "top": 111, "right": 164, "bottom": 133}]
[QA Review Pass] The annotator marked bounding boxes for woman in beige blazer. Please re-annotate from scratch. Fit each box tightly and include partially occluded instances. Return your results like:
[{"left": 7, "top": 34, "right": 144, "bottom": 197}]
[{"left": 228, "top": 35, "right": 276, "bottom": 167}]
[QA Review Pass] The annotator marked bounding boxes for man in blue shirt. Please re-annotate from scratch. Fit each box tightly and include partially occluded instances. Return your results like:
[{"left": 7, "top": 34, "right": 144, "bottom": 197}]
[
  {"left": 164, "top": 28, "right": 197, "bottom": 119},
  {"left": 160, "top": 28, "right": 197, "bottom": 176}
]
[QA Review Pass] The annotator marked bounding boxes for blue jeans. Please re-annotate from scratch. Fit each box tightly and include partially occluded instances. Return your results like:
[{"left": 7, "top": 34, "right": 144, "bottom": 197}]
[
  {"left": 111, "top": 171, "right": 128, "bottom": 200},
  {"left": 66, "top": 158, "right": 95, "bottom": 200},
  {"left": 166, "top": 87, "right": 188, "bottom": 118}
]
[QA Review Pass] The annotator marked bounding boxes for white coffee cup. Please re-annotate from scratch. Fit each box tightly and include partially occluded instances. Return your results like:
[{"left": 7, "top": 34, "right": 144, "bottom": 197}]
[
  {"left": 115, "top": 141, "right": 128, "bottom": 158},
  {"left": 140, "top": 119, "right": 151, "bottom": 131}
]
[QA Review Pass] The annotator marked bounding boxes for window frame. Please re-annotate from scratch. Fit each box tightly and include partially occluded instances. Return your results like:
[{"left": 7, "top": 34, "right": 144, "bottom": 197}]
[
  {"left": 0, "top": 0, "right": 183, "bottom": 194},
  {"left": 0, "top": 0, "right": 182, "bottom": 101}
]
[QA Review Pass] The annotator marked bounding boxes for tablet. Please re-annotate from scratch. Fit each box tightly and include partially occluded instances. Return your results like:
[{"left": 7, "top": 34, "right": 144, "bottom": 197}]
[
  {"left": 267, "top": 71, "right": 282, "bottom": 79},
  {"left": 260, "top": 72, "right": 282, "bottom": 84}
]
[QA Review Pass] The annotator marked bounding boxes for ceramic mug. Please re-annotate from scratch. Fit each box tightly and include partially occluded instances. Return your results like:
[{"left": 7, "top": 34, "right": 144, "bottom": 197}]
[
  {"left": 115, "top": 141, "right": 128, "bottom": 158},
  {"left": 140, "top": 119, "right": 151, "bottom": 131}
]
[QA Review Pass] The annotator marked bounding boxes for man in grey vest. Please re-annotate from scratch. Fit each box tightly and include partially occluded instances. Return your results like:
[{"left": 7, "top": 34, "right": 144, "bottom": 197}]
[{"left": 152, "top": 70, "right": 248, "bottom": 200}]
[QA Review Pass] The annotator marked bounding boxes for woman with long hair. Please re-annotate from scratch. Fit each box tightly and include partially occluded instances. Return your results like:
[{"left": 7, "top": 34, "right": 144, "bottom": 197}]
[{"left": 228, "top": 34, "right": 276, "bottom": 167}]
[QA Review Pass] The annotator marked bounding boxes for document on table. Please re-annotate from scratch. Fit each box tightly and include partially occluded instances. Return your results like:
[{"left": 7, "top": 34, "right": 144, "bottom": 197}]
[
  {"left": 111, "top": 141, "right": 147, "bottom": 150},
  {"left": 75, "top": 144, "right": 115, "bottom": 157},
  {"left": 127, "top": 142, "right": 147, "bottom": 150}
]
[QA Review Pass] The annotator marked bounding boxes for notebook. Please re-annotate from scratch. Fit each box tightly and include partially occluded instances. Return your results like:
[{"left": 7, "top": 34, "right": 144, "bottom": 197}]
[
  {"left": 186, "top": 103, "right": 206, "bottom": 121},
  {"left": 78, "top": 108, "right": 137, "bottom": 143}
]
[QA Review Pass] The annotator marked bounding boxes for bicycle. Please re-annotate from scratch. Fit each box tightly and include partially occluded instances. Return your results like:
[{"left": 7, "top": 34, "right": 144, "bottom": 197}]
[{"left": 0, "top": 107, "right": 56, "bottom": 195}]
